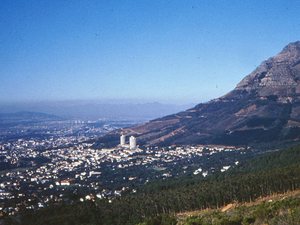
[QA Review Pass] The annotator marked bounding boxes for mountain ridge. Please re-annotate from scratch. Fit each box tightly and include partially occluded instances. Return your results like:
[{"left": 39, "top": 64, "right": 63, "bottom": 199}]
[{"left": 95, "top": 41, "right": 300, "bottom": 147}]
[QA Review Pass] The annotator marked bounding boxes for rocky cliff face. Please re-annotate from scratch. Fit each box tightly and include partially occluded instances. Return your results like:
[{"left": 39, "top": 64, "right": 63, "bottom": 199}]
[
  {"left": 234, "top": 41, "right": 300, "bottom": 98},
  {"left": 96, "top": 41, "right": 300, "bottom": 147}
]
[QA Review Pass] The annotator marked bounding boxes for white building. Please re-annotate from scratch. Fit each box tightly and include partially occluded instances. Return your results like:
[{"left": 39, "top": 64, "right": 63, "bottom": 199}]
[
  {"left": 120, "top": 134, "right": 126, "bottom": 146},
  {"left": 129, "top": 136, "right": 136, "bottom": 149}
]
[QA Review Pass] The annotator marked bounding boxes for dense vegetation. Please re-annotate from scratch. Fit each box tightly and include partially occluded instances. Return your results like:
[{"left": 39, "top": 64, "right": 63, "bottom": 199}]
[
  {"left": 178, "top": 193, "right": 300, "bottom": 225},
  {"left": 4, "top": 145, "right": 300, "bottom": 225}
]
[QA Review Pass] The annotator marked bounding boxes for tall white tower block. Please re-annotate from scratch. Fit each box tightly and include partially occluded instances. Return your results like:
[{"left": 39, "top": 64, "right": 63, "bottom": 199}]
[
  {"left": 129, "top": 136, "right": 136, "bottom": 149},
  {"left": 120, "top": 134, "right": 126, "bottom": 146}
]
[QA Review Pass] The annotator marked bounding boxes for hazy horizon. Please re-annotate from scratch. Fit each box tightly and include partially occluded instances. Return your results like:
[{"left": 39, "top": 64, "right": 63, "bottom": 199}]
[
  {"left": 0, "top": 99, "right": 195, "bottom": 120},
  {"left": 0, "top": 97, "right": 197, "bottom": 106}
]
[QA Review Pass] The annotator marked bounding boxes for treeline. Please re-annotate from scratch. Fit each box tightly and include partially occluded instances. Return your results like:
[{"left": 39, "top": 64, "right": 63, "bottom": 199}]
[{"left": 4, "top": 145, "right": 300, "bottom": 225}]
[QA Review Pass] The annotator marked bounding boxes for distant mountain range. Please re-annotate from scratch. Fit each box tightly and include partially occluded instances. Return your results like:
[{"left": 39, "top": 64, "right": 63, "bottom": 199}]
[
  {"left": 0, "top": 101, "right": 192, "bottom": 121},
  {"left": 0, "top": 111, "right": 61, "bottom": 122},
  {"left": 0, "top": 112, "right": 62, "bottom": 128},
  {"left": 96, "top": 41, "right": 300, "bottom": 147}
]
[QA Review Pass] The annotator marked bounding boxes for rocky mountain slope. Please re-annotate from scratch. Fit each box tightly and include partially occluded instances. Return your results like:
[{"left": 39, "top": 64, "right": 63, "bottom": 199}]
[{"left": 96, "top": 41, "right": 300, "bottom": 147}]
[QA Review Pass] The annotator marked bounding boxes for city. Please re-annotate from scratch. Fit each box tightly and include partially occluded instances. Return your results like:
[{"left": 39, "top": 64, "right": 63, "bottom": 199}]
[{"left": 0, "top": 123, "right": 253, "bottom": 217}]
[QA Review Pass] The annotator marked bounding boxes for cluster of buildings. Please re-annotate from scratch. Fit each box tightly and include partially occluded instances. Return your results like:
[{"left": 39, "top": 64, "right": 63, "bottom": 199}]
[
  {"left": 120, "top": 134, "right": 137, "bottom": 150},
  {"left": 0, "top": 126, "right": 249, "bottom": 217}
]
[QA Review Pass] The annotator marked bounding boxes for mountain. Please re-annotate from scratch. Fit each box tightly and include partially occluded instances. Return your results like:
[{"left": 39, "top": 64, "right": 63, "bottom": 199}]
[
  {"left": 0, "top": 111, "right": 61, "bottom": 124},
  {"left": 96, "top": 41, "right": 300, "bottom": 147}
]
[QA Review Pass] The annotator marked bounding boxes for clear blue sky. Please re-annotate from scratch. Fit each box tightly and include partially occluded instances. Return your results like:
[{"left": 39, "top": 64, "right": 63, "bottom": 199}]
[{"left": 1, "top": 0, "right": 300, "bottom": 104}]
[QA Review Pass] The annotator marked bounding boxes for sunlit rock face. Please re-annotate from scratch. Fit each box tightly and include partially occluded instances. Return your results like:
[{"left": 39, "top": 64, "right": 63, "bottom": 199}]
[{"left": 235, "top": 41, "right": 300, "bottom": 98}]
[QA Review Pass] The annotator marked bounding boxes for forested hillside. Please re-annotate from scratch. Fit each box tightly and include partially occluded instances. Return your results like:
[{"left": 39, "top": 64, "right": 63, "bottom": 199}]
[{"left": 3, "top": 145, "right": 300, "bottom": 225}]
